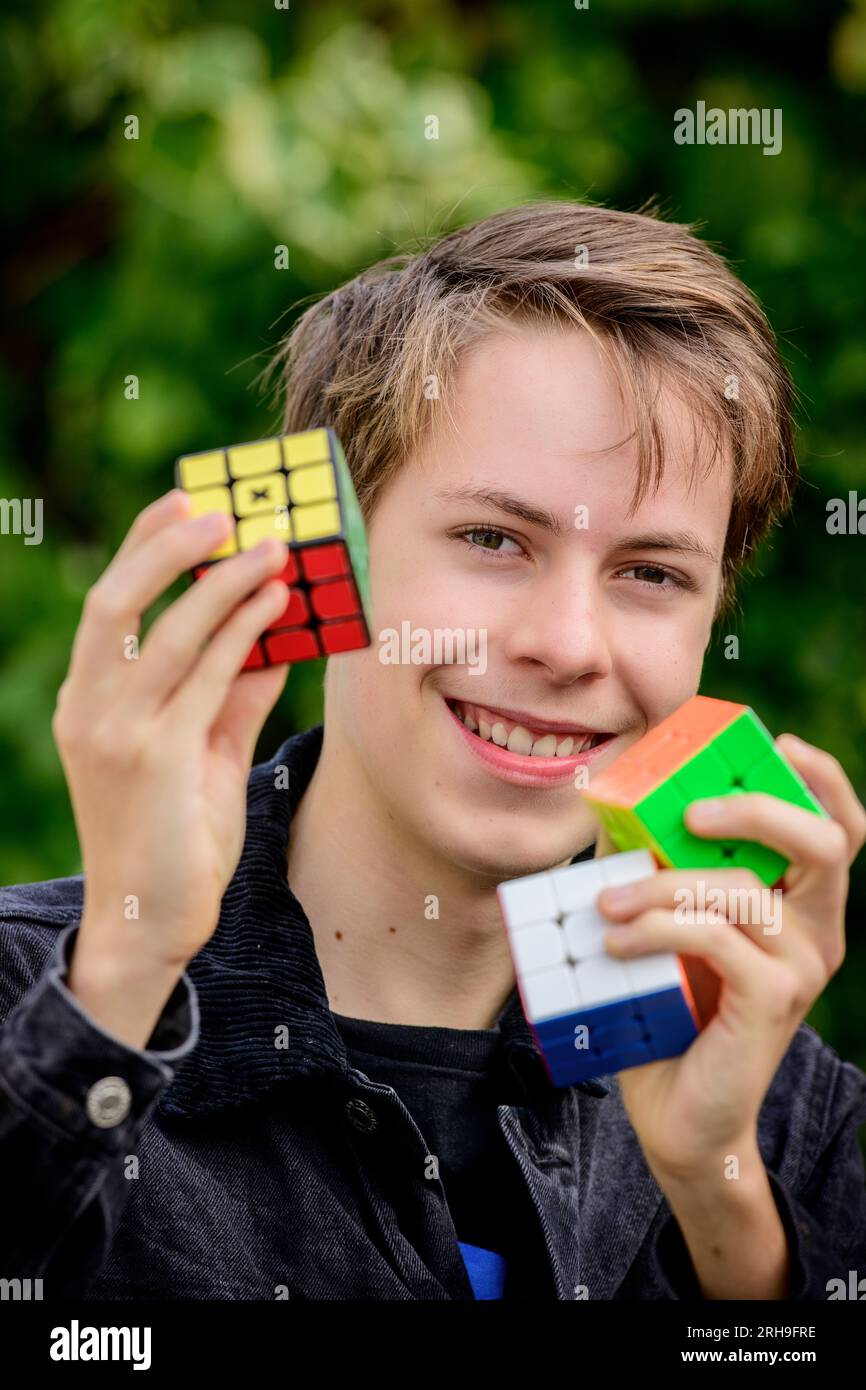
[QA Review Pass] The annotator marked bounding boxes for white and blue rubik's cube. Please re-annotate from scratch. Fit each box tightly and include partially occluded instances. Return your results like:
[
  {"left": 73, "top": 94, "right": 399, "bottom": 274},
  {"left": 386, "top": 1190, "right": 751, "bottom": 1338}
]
[{"left": 496, "top": 850, "right": 701, "bottom": 1087}]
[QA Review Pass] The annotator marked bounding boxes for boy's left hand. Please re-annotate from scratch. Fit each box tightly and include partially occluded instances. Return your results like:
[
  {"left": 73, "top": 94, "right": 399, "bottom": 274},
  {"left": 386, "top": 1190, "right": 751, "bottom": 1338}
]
[{"left": 595, "top": 734, "right": 866, "bottom": 1184}]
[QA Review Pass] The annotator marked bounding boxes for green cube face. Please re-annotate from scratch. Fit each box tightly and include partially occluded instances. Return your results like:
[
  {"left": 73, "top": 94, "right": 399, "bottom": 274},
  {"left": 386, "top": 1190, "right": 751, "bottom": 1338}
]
[{"left": 592, "top": 707, "right": 827, "bottom": 886}]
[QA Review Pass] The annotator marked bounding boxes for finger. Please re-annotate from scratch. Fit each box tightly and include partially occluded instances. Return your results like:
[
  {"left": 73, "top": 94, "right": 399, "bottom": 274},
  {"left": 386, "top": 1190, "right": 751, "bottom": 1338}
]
[
  {"left": 167, "top": 578, "right": 291, "bottom": 731},
  {"left": 134, "top": 538, "right": 290, "bottom": 710},
  {"left": 775, "top": 734, "right": 866, "bottom": 866},
  {"left": 597, "top": 868, "right": 789, "bottom": 953},
  {"left": 68, "top": 512, "right": 234, "bottom": 687},
  {"left": 684, "top": 792, "right": 849, "bottom": 876},
  {"left": 209, "top": 662, "right": 291, "bottom": 771},
  {"left": 65, "top": 491, "right": 187, "bottom": 674},
  {"left": 111, "top": 489, "right": 193, "bottom": 568},
  {"left": 603, "top": 907, "right": 775, "bottom": 1003},
  {"left": 604, "top": 908, "right": 825, "bottom": 1025}
]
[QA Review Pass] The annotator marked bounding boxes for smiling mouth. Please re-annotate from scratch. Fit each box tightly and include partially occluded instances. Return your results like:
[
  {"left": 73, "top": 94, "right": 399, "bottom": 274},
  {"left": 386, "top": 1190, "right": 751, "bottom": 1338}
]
[{"left": 444, "top": 698, "right": 615, "bottom": 759}]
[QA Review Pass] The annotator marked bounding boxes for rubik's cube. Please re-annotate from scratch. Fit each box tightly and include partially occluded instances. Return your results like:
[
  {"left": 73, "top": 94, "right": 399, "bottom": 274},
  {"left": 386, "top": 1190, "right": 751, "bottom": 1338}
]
[
  {"left": 497, "top": 850, "right": 700, "bottom": 1087},
  {"left": 175, "top": 428, "right": 371, "bottom": 669},
  {"left": 583, "top": 696, "right": 827, "bottom": 886}
]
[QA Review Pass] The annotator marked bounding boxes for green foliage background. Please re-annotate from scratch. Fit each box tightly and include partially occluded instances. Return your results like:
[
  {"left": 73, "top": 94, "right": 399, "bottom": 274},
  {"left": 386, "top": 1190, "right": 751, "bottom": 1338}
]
[{"left": 2, "top": 1, "right": 864, "bottom": 1070}]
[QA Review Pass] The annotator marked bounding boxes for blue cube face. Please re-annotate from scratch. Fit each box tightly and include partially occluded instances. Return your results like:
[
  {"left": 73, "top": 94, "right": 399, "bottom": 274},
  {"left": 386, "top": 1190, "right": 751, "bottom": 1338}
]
[{"left": 497, "top": 850, "right": 700, "bottom": 1087}]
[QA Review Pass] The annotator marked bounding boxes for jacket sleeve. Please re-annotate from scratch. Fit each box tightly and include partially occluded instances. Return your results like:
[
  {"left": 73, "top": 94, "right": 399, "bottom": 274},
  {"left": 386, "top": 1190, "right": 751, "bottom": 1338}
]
[
  {"left": 650, "top": 1036, "right": 866, "bottom": 1300},
  {"left": 0, "top": 917, "right": 199, "bottom": 1294}
]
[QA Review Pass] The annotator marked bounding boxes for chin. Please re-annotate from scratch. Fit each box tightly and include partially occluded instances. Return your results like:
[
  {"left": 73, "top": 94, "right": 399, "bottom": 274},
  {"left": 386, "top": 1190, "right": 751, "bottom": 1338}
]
[{"left": 425, "top": 810, "right": 594, "bottom": 883}]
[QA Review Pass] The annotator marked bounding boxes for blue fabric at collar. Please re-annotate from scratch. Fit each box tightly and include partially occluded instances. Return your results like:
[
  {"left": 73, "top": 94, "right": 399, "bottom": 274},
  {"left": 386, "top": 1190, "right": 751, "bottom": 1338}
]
[{"left": 457, "top": 1242, "right": 507, "bottom": 1299}]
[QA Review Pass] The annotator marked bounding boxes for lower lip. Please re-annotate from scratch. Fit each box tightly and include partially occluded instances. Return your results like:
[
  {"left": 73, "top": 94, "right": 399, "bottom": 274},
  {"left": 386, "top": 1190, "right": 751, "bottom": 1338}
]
[{"left": 443, "top": 700, "right": 616, "bottom": 788}]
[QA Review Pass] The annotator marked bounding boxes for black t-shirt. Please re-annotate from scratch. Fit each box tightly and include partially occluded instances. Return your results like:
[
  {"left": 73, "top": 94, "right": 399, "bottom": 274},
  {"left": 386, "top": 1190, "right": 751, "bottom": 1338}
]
[{"left": 332, "top": 998, "right": 553, "bottom": 1299}]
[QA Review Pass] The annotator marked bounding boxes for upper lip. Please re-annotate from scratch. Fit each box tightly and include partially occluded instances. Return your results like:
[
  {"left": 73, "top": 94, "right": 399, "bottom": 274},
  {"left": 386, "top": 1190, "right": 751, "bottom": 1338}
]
[{"left": 444, "top": 696, "right": 614, "bottom": 738}]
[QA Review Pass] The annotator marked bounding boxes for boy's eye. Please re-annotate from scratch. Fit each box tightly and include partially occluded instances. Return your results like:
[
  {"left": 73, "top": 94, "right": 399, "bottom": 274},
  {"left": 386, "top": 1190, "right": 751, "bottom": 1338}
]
[
  {"left": 455, "top": 526, "right": 523, "bottom": 557},
  {"left": 618, "top": 563, "right": 690, "bottom": 591}
]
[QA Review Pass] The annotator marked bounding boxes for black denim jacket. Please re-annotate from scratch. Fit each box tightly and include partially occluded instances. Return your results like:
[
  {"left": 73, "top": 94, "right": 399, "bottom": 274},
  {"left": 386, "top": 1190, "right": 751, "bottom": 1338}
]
[{"left": 1, "top": 725, "right": 865, "bottom": 1300}]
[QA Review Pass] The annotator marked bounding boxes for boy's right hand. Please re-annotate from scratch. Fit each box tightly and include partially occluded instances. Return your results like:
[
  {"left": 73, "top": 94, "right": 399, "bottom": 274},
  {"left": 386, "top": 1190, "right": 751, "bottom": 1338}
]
[{"left": 52, "top": 489, "right": 291, "bottom": 1045}]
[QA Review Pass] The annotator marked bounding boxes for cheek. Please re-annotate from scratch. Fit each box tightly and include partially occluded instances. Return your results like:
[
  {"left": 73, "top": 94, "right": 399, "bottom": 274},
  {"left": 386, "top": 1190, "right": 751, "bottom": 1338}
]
[
  {"left": 370, "top": 528, "right": 485, "bottom": 632},
  {"left": 612, "top": 603, "right": 711, "bottom": 713}
]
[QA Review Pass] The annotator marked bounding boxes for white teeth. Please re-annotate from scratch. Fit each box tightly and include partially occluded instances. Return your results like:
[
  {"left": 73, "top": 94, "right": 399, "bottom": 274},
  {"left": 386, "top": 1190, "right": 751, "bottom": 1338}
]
[
  {"left": 531, "top": 734, "right": 558, "bottom": 757},
  {"left": 506, "top": 725, "right": 534, "bottom": 755},
  {"left": 452, "top": 700, "right": 605, "bottom": 757}
]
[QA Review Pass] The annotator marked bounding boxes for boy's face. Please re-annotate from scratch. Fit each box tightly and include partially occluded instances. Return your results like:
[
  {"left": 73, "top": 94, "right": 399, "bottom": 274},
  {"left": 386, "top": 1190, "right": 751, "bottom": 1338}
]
[{"left": 328, "top": 323, "right": 733, "bottom": 881}]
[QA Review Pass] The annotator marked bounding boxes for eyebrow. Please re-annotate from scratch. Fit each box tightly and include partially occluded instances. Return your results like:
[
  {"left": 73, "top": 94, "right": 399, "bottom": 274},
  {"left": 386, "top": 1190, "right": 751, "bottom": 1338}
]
[{"left": 434, "top": 486, "right": 720, "bottom": 563}]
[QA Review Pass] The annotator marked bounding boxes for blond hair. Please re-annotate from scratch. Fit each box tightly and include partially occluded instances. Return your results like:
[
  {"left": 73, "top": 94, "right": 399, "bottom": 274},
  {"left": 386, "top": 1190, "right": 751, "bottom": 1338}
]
[{"left": 263, "top": 200, "right": 798, "bottom": 615}]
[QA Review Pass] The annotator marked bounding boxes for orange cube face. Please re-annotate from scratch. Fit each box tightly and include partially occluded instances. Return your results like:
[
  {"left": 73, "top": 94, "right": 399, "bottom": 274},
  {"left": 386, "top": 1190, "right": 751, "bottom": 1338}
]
[{"left": 583, "top": 696, "right": 827, "bottom": 885}]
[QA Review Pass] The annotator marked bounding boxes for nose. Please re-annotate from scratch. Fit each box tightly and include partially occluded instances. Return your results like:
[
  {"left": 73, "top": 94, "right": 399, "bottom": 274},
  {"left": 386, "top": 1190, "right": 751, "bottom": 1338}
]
[{"left": 501, "top": 562, "right": 613, "bottom": 685}]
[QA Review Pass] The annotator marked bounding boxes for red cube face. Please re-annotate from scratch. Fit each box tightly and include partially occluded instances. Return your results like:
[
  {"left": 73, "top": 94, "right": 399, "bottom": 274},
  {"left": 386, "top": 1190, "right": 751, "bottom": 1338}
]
[
  {"left": 240, "top": 540, "right": 368, "bottom": 669},
  {"left": 193, "top": 542, "right": 369, "bottom": 669}
]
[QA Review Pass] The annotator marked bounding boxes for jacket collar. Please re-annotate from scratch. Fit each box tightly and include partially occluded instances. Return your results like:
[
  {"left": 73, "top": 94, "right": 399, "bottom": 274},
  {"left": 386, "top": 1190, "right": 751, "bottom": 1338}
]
[{"left": 159, "top": 724, "right": 610, "bottom": 1119}]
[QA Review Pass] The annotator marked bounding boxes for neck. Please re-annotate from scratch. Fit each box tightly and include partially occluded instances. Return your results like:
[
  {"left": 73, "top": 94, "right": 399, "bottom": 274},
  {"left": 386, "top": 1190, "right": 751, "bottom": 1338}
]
[{"left": 286, "top": 723, "right": 521, "bottom": 1030}]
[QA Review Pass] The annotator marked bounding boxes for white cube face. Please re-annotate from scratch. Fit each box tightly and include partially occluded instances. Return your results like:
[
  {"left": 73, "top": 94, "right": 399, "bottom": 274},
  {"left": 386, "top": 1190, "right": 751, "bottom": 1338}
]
[
  {"left": 627, "top": 953, "right": 682, "bottom": 995},
  {"left": 521, "top": 965, "right": 580, "bottom": 1019},
  {"left": 500, "top": 849, "right": 681, "bottom": 1022},
  {"left": 496, "top": 872, "right": 559, "bottom": 929},
  {"left": 562, "top": 909, "right": 610, "bottom": 960},
  {"left": 574, "top": 956, "right": 636, "bottom": 1007},
  {"left": 598, "top": 849, "right": 656, "bottom": 887},
  {"left": 510, "top": 920, "right": 566, "bottom": 975},
  {"left": 550, "top": 861, "right": 606, "bottom": 914}
]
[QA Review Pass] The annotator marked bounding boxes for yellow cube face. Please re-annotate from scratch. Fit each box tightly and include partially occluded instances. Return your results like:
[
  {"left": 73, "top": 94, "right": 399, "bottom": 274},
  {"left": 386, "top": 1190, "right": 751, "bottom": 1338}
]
[
  {"left": 176, "top": 431, "right": 346, "bottom": 561},
  {"left": 227, "top": 439, "right": 282, "bottom": 478},
  {"left": 282, "top": 429, "right": 331, "bottom": 469},
  {"left": 186, "top": 486, "right": 237, "bottom": 557},
  {"left": 208, "top": 533, "right": 238, "bottom": 559},
  {"left": 186, "top": 486, "right": 232, "bottom": 518},
  {"left": 292, "top": 500, "right": 341, "bottom": 542},
  {"left": 177, "top": 450, "right": 228, "bottom": 490},
  {"left": 232, "top": 472, "right": 289, "bottom": 517},
  {"left": 237, "top": 510, "right": 293, "bottom": 549},
  {"left": 287, "top": 463, "right": 336, "bottom": 506}
]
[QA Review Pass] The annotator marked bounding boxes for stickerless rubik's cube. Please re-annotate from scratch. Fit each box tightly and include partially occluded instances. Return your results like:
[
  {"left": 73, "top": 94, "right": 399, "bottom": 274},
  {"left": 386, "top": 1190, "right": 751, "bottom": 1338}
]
[
  {"left": 497, "top": 850, "right": 700, "bottom": 1086},
  {"left": 583, "top": 696, "right": 827, "bottom": 887},
  {"left": 175, "top": 428, "right": 371, "bottom": 669}
]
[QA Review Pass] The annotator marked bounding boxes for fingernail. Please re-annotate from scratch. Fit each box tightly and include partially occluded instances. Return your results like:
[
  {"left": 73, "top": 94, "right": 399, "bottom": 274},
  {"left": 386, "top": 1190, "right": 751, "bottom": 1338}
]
[
  {"left": 602, "top": 885, "right": 637, "bottom": 906},
  {"left": 781, "top": 734, "right": 809, "bottom": 751},
  {"left": 689, "top": 798, "right": 724, "bottom": 822},
  {"left": 195, "top": 512, "right": 228, "bottom": 532},
  {"left": 604, "top": 926, "right": 631, "bottom": 951}
]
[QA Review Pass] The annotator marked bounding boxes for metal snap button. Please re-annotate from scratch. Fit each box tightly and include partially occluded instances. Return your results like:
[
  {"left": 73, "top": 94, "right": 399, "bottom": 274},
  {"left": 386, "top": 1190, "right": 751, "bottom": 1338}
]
[
  {"left": 85, "top": 1076, "right": 132, "bottom": 1128},
  {"left": 345, "top": 1097, "right": 378, "bottom": 1133}
]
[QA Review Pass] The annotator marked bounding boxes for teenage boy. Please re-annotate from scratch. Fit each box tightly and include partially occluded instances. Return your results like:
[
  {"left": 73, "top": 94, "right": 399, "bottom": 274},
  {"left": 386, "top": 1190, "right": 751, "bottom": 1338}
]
[{"left": 2, "top": 202, "right": 865, "bottom": 1302}]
